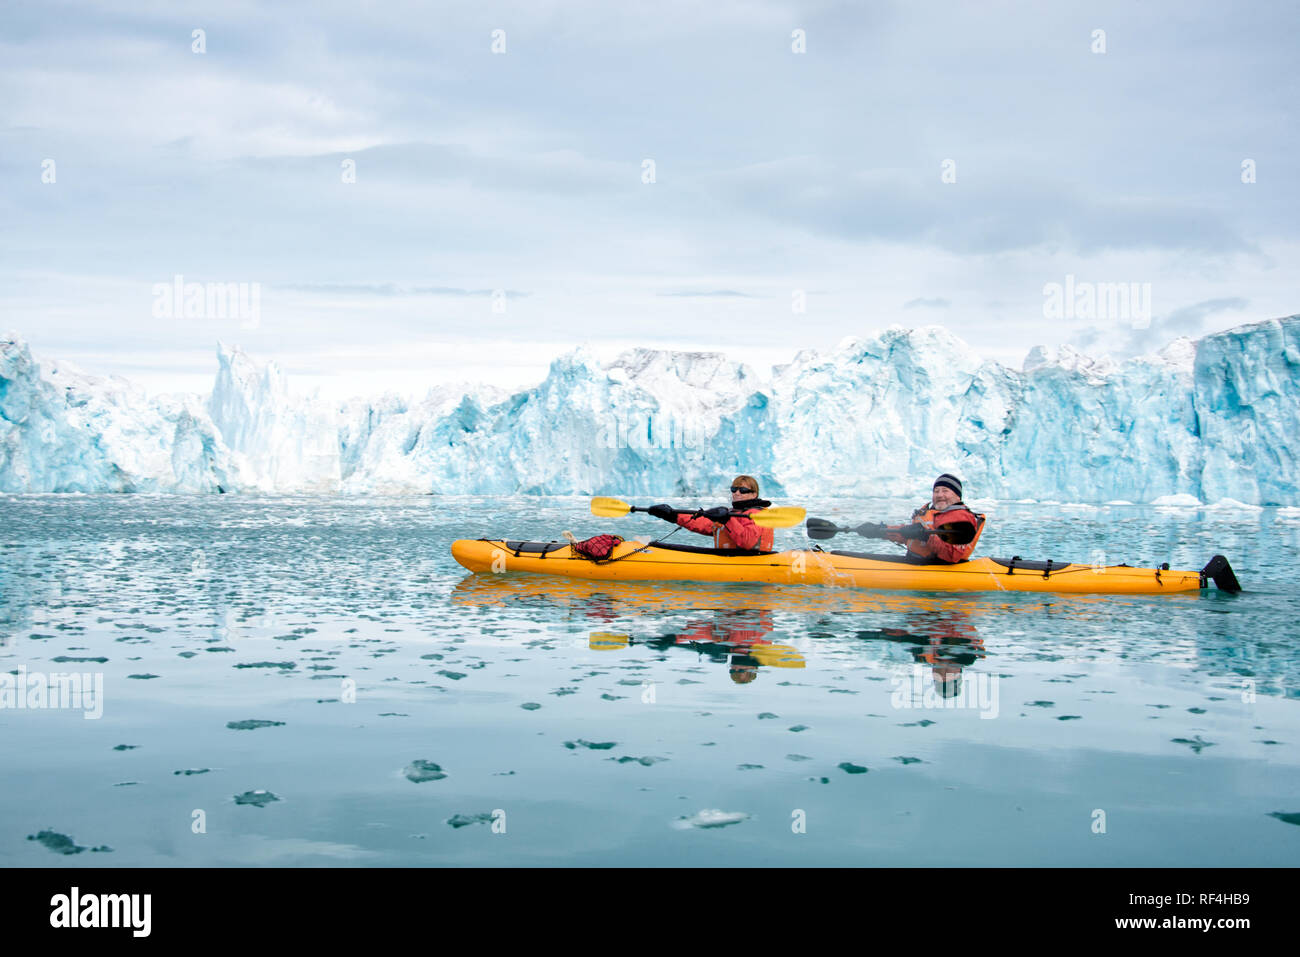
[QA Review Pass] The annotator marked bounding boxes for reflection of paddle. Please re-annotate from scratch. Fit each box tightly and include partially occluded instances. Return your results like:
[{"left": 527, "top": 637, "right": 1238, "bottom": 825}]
[
  {"left": 592, "top": 497, "right": 806, "bottom": 528},
  {"left": 589, "top": 632, "right": 630, "bottom": 651},
  {"left": 747, "top": 643, "right": 806, "bottom": 669},
  {"left": 805, "top": 517, "right": 966, "bottom": 543},
  {"left": 587, "top": 631, "right": 804, "bottom": 668}
]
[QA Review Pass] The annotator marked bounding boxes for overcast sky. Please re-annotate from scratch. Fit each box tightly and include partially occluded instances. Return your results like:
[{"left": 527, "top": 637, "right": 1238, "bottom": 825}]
[{"left": 2, "top": 0, "right": 1297, "bottom": 399}]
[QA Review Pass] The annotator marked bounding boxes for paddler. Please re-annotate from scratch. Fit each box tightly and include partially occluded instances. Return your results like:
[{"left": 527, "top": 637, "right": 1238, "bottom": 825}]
[
  {"left": 646, "top": 475, "right": 775, "bottom": 551},
  {"left": 885, "top": 473, "right": 984, "bottom": 563}
]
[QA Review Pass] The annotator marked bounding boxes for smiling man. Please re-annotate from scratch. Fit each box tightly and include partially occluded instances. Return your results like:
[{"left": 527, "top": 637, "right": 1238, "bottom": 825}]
[{"left": 886, "top": 473, "right": 985, "bottom": 563}]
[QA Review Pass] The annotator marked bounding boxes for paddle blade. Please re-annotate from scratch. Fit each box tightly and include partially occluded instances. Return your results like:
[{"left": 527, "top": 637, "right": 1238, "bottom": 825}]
[
  {"left": 749, "top": 643, "right": 806, "bottom": 669},
  {"left": 589, "top": 631, "right": 631, "bottom": 651},
  {"left": 805, "top": 517, "right": 840, "bottom": 540},
  {"left": 750, "top": 506, "right": 806, "bottom": 529},
  {"left": 590, "top": 497, "right": 632, "bottom": 518}
]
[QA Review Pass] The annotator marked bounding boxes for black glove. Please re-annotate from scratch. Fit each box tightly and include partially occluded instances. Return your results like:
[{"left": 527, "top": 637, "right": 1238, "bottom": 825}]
[
  {"left": 898, "top": 522, "right": 930, "bottom": 541},
  {"left": 701, "top": 506, "right": 733, "bottom": 523},
  {"left": 646, "top": 504, "right": 678, "bottom": 522},
  {"left": 855, "top": 522, "right": 891, "bottom": 539}
]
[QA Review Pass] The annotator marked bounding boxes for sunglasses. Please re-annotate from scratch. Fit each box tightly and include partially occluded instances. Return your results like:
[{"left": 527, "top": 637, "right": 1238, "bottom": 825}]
[{"left": 729, "top": 486, "right": 755, "bottom": 493}]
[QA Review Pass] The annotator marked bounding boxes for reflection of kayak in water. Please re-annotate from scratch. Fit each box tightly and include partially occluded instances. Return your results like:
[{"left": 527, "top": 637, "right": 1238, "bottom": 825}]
[
  {"left": 451, "top": 539, "right": 1239, "bottom": 595},
  {"left": 449, "top": 572, "right": 1143, "bottom": 620},
  {"left": 449, "top": 571, "right": 1052, "bottom": 617}
]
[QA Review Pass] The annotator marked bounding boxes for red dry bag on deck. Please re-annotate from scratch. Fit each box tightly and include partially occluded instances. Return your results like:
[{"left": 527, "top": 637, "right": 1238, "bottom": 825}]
[{"left": 571, "top": 534, "right": 624, "bottom": 560}]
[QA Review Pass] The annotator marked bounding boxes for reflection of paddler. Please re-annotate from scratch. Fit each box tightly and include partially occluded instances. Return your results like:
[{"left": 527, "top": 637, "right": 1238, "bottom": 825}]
[
  {"left": 676, "top": 609, "right": 775, "bottom": 648},
  {"left": 728, "top": 653, "right": 761, "bottom": 684},
  {"left": 588, "top": 608, "right": 803, "bottom": 684},
  {"left": 857, "top": 609, "right": 984, "bottom": 698},
  {"left": 581, "top": 597, "right": 619, "bottom": 624},
  {"left": 675, "top": 610, "right": 790, "bottom": 684}
]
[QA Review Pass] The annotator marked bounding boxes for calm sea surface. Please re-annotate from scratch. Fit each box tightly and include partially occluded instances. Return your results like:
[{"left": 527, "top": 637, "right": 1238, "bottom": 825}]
[{"left": 2, "top": 494, "right": 1298, "bottom": 866}]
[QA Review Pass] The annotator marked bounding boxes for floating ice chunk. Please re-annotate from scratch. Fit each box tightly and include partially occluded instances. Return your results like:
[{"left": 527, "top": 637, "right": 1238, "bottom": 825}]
[
  {"left": 403, "top": 760, "right": 446, "bottom": 783},
  {"left": 1204, "top": 498, "right": 1263, "bottom": 511},
  {"left": 1151, "top": 493, "right": 1202, "bottom": 507},
  {"left": 234, "top": 789, "right": 280, "bottom": 807},
  {"left": 672, "top": 809, "right": 749, "bottom": 830}
]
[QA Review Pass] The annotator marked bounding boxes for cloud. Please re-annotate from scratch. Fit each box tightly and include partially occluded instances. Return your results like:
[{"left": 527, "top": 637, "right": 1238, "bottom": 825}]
[
  {"left": 0, "top": 0, "right": 1295, "bottom": 391},
  {"left": 710, "top": 158, "right": 1253, "bottom": 257},
  {"left": 657, "top": 290, "right": 757, "bottom": 298},
  {"left": 1065, "top": 297, "right": 1253, "bottom": 359},
  {"left": 277, "top": 283, "right": 528, "bottom": 298},
  {"left": 1163, "top": 298, "right": 1251, "bottom": 335}
]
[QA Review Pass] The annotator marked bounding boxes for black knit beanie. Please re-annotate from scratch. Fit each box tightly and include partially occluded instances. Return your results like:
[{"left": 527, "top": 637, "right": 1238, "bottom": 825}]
[{"left": 933, "top": 473, "right": 963, "bottom": 498}]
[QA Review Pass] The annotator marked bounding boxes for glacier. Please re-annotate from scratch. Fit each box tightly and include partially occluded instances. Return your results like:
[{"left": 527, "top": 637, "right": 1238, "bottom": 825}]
[{"left": 1, "top": 315, "right": 1297, "bottom": 504}]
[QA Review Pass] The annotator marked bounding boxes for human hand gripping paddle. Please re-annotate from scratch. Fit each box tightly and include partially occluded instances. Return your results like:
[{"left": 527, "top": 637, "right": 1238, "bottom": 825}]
[{"left": 591, "top": 497, "right": 806, "bottom": 529}]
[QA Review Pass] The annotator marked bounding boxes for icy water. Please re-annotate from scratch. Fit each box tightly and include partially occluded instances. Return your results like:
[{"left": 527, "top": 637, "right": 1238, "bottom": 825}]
[{"left": 2, "top": 494, "right": 1298, "bottom": 866}]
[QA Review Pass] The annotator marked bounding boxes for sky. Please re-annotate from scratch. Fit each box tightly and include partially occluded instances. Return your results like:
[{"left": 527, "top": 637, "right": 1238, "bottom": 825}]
[{"left": 1, "top": 0, "right": 1297, "bottom": 400}]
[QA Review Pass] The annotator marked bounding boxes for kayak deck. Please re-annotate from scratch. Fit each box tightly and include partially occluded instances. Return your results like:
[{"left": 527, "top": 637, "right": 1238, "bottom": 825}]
[{"left": 450, "top": 538, "right": 1229, "bottom": 595}]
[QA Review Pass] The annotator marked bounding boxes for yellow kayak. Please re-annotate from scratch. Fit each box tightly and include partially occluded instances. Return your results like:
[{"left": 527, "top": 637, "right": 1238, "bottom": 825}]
[{"left": 450, "top": 538, "right": 1240, "bottom": 595}]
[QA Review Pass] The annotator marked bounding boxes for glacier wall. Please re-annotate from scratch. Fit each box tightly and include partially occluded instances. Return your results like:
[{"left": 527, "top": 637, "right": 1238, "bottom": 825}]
[
  {"left": 208, "top": 344, "right": 341, "bottom": 492},
  {"left": 1, "top": 315, "right": 1297, "bottom": 503},
  {"left": 0, "top": 337, "right": 245, "bottom": 493}
]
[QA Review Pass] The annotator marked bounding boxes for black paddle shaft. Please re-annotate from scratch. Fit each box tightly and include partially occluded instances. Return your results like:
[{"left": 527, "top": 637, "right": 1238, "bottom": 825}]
[
  {"left": 636, "top": 506, "right": 746, "bottom": 519},
  {"left": 806, "top": 517, "right": 961, "bottom": 542},
  {"left": 806, "top": 518, "right": 889, "bottom": 540}
]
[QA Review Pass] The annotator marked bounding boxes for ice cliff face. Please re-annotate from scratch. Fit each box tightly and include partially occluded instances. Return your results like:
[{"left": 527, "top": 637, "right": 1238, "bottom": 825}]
[
  {"left": 0, "top": 336, "right": 243, "bottom": 492},
  {"left": 208, "top": 345, "right": 341, "bottom": 492},
  {"left": 1192, "top": 319, "right": 1300, "bottom": 505},
  {"left": 763, "top": 326, "right": 1021, "bottom": 498},
  {"left": 331, "top": 347, "right": 758, "bottom": 496},
  {"left": 1, "top": 315, "right": 1297, "bottom": 503}
]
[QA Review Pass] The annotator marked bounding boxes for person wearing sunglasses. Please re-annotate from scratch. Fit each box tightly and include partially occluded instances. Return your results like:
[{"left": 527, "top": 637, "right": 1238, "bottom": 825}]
[{"left": 645, "top": 475, "right": 775, "bottom": 551}]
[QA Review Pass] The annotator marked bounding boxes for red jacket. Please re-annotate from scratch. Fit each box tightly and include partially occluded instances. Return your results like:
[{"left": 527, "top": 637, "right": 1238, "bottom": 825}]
[
  {"left": 678, "top": 610, "right": 775, "bottom": 647},
  {"left": 677, "top": 506, "right": 774, "bottom": 551}
]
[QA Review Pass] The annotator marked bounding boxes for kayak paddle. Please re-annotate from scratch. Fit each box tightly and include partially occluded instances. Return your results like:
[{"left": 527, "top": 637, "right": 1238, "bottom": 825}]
[
  {"left": 805, "top": 517, "right": 889, "bottom": 540},
  {"left": 806, "top": 517, "right": 964, "bottom": 543},
  {"left": 591, "top": 496, "right": 806, "bottom": 528}
]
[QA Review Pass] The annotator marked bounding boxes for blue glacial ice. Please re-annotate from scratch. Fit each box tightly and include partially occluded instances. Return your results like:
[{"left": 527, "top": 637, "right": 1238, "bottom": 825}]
[{"left": 1, "top": 315, "right": 1297, "bottom": 504}]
